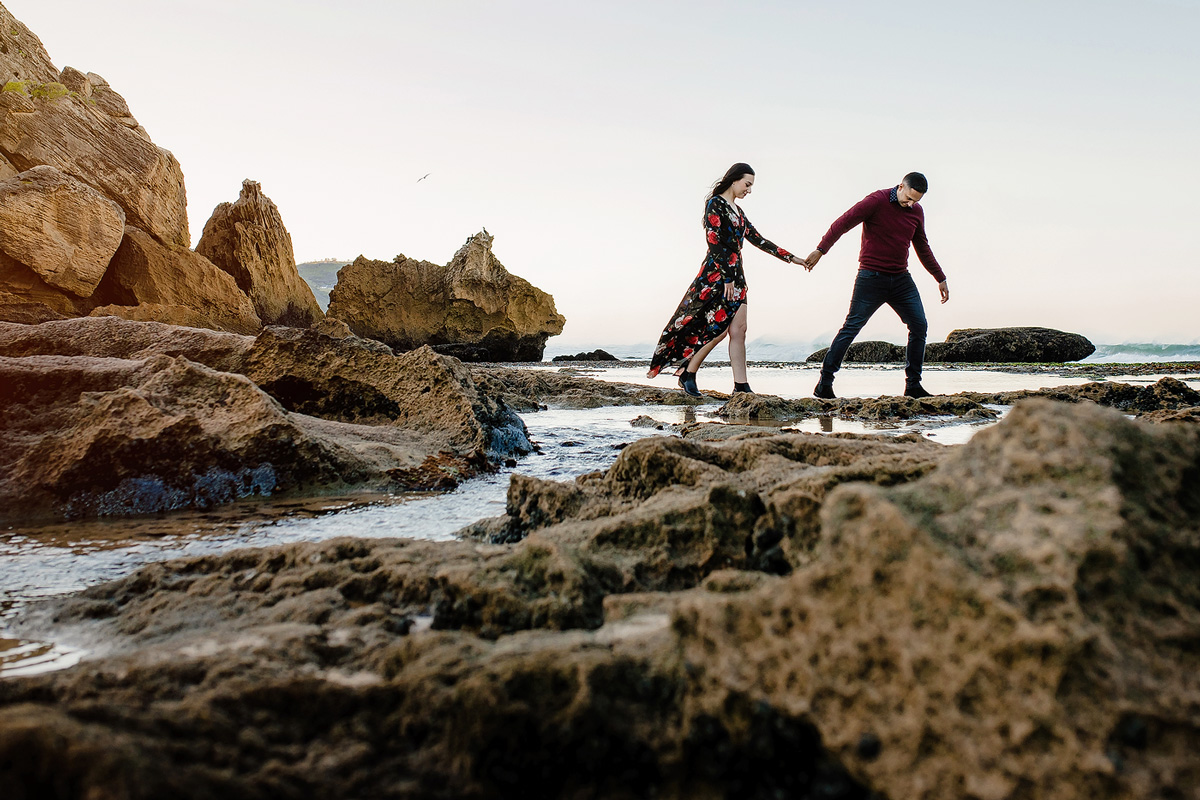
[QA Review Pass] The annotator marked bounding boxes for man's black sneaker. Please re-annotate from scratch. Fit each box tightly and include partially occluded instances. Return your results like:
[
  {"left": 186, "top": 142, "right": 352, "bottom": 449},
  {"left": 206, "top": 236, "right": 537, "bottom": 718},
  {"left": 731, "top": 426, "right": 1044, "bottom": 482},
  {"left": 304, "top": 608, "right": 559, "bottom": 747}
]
[
  {"left": 813, "top": 380, "right": 836, "bottom": 400},
  {"left": 678, "top": 370, "right": 701, "bottom": 397},
  {"left": 733, "top": 382, "right": 753, "bottom": 394},
  {"left": 904, "top": 383, "right": 933, "bottom": 398}
]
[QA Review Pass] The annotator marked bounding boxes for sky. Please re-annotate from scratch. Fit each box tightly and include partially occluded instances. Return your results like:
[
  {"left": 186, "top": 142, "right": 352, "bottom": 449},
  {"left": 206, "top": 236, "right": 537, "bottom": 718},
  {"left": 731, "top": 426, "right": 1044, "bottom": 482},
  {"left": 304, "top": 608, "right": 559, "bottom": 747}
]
[{"left": 10, "top": 0, "right": 1200, "bottom": 351}]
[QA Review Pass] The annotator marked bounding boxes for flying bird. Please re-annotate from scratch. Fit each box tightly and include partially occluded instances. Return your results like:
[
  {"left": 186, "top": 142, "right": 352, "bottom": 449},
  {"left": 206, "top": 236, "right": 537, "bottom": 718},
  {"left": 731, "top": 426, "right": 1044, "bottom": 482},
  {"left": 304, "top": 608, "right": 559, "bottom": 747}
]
[{"left": 416, "top": 173, "right": 431, "bottom": 183}]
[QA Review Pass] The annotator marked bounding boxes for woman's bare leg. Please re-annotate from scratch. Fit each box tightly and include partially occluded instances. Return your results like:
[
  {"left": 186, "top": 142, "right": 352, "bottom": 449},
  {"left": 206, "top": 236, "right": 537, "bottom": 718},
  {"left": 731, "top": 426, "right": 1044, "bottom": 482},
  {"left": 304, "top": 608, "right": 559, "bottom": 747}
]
[
  {"left": 687, "top": 328, "right": 728, "bottom": 374},
  {"left": 727, "top": 305, "right": 749, "bottom": 383}
]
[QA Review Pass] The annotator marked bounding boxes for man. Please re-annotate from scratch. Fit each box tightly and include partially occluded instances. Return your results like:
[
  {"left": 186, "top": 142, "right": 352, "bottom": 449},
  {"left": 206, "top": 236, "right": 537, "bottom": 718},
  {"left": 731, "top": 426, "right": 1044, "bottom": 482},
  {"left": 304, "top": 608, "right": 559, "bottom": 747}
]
[{"left": 803, "top": 172, "right": 949, "bottom": 399}]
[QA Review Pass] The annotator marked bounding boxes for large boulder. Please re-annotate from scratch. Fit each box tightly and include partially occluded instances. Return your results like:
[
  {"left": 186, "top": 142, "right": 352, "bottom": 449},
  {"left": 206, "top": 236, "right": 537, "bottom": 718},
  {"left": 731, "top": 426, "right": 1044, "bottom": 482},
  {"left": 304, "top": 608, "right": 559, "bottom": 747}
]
[
  {"left": 196, "top": 180, "right": 323, "bottom": 328},
  {"left": 93, "top": 226, "right": 262, "bottom": 334},
  {"left": 927, "top": 326, "right": 1095, "bottom": 363},
  {"left": 0, "top": 165, "right": 125, "bottom": 297},
  {"left": 328, "top": 230, "right": 566, "bottom": 361}
]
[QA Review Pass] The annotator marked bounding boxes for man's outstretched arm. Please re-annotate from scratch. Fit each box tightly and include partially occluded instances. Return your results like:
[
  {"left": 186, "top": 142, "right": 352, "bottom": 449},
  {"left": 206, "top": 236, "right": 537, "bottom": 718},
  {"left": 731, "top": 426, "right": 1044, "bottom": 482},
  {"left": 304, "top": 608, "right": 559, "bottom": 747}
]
[{"left": 804, "top": 193, "right": 879, "bottom": 268}]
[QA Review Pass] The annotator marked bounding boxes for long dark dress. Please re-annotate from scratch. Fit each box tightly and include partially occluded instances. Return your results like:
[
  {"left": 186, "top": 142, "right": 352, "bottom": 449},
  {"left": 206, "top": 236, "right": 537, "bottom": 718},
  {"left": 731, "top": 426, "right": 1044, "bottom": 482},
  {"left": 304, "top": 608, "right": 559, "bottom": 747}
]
[{"left": 647, "top": 195, "right": 794, "bottom": 378}]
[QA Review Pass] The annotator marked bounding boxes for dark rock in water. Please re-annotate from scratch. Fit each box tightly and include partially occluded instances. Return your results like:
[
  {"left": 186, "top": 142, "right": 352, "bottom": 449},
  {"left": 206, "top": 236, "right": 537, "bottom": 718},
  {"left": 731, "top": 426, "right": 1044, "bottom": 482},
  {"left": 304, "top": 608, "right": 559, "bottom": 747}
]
[
  {"left": 926, "top": 327, "right": 1095, "bottom": 363},
  {"left": 805, "top": 341, "right": 904, "bottom": 363},
  {"left": 552, "top": 349, "right": 620, "bottom": 362}
]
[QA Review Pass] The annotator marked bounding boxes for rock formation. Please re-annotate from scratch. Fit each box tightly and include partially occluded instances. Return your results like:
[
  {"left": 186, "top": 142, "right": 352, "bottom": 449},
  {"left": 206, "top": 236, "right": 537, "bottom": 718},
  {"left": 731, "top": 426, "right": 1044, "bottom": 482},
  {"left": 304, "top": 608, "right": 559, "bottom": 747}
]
[
  {"left": 328, "top": 230, "right": 565, "bottom": 361},
  {"left": 196, "top": 180, "right": 323, "bottom": 328},
  {"left": 806, "top": 328, "right": 1097, "bottom": 364},
  {"left": 805, "top": 340, "right": 905, "bottom": 363},
  {"left": 0, "top": 3, "right": 271, "bottom": 335},
  {"left": 0, "top": 317, "right": 530, "bottom": 522},
  {"left": 551, "top": 349, "right": 620, "bottom": 362},
  {"left": 0, "top": 165, "right": 125, "bottom": 297},
  {"left": 91, "top": 226, "right": 261, "bottom": 334},
  {"left": 3, "top": 400, "right": 1196, "bottom": 797},
  {"left": 0, "top": 67, "right": 188, "bottom": 248},
  {"left": 927, "top": 327, "right": 1096, "bottom": 362}
]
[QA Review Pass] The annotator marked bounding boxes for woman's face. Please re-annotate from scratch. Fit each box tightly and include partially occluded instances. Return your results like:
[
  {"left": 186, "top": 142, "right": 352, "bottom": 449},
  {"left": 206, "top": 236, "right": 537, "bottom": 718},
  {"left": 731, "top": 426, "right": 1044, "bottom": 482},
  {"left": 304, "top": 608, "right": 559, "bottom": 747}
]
[{"left": 731, "top": 174, "right": 754, "bottom": 199}]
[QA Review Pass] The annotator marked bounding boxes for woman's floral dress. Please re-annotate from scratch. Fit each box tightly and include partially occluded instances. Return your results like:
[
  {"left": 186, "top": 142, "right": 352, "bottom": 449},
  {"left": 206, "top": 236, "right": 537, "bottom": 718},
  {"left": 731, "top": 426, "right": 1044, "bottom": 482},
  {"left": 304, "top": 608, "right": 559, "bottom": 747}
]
[{"left": 647, "top": 195, "right": 794, "bottom": 378}]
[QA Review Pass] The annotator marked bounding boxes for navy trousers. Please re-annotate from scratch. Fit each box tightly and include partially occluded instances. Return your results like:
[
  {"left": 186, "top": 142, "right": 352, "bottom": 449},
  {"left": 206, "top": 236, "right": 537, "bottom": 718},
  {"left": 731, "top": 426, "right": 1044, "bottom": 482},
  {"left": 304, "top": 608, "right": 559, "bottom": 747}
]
[{"left": 820, "top": 269, "right": 928, "bottom": 385}]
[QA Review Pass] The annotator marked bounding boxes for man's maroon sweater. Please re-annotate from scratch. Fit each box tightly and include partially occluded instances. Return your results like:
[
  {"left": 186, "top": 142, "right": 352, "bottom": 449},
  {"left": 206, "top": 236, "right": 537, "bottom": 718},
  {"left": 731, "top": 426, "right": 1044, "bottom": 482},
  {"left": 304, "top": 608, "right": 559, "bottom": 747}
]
[{"left": 816, "top": 188, "right": 946, "bottom": 282}]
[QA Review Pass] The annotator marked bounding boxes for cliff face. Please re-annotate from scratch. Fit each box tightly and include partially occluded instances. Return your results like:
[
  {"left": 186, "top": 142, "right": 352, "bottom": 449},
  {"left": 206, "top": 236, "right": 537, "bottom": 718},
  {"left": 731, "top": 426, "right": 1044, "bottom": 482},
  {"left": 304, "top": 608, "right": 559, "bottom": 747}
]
[
  {"left": 0, "top": 2, "right": 329, "bottom": 335},
  {"left": 328, "top": 231, "right": 565, "bottom": 361}
]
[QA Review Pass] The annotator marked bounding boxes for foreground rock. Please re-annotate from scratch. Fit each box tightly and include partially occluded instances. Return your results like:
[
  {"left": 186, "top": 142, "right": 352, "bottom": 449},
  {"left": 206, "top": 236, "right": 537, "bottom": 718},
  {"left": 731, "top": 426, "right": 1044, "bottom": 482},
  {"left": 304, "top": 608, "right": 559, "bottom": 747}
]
[
  {"left": 0, "top": 318, "right": 531, "bottom": 521},
  {"left": 807, "top": 327, "right": 1096, "bottom": 364},
  {"left": 196, "top": 179, "right": 323, "bottom": 328},
  {"left": 328, "top": 230, "right": 566, "bottom": 361},
  {"left": 3, "top": 400, "right": 1197, "bottom": 798}
]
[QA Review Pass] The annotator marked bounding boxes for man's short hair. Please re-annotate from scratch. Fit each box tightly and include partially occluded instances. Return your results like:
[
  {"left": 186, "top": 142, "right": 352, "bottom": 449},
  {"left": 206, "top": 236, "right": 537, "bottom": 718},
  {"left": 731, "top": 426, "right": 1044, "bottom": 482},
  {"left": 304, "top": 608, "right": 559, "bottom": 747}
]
[{"left": 903, "top": 172, "right": 928, "bottom": 193}]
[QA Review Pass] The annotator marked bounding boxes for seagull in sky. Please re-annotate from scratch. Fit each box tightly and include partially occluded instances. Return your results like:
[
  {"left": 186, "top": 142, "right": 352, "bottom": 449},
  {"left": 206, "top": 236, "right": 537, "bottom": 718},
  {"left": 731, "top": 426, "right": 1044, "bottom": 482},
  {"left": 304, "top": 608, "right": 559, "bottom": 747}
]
[{"left": 416, "top": 173, "right": 431, "bottom": 183}]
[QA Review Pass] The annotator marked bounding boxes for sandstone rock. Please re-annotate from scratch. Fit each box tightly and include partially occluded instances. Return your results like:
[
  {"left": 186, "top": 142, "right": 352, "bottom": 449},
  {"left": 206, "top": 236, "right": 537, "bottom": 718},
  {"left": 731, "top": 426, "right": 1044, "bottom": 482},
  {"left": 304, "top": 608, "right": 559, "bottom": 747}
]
[
  {"left": 927, "top": 326, "right": 1095, "bottom": 362},
  {"left": 94, "top": 226, "right": 261, "bottom": 334},
  {"left": 328, "top": 230, "right": 565, "bottom": 361},
  {"left": 0, "top": 165, "right": 125, "bottom": 296},
  {"left": 805, "top": 340, "right": 905, "bottom": 363},
  {"left": 551, "top": 349, "right": 620, "bottom": 362},
  {"left": 469, "top": 364, "right": 710, "bottom": 412},
  {"left": 0, "top": 316, "right": 253, "bottom": 371},
  {"left": 0, "top": 4, "right": 59, "bottom": 84},
  {"left": 0, "top": 248, "right": 93, "bottom": 319},
  {"left": 240, "top": 327, "right": 531, "bottom": 460},
  {"left": 0, "top": 69, "right": 188, "bottom": 247},
  {"left": 0, "top": 353, "right": 486, "bottom": 522},
  {"left": 196, "top": 180, "right": 323, "bottom": 328}
]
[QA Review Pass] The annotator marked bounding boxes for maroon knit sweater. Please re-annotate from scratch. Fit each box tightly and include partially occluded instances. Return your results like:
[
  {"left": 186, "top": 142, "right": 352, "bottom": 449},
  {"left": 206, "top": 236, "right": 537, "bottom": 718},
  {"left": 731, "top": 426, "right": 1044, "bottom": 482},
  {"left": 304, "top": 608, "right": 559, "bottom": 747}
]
[{"left": 816, "top": 188, "right": 946, "bottom": 282}]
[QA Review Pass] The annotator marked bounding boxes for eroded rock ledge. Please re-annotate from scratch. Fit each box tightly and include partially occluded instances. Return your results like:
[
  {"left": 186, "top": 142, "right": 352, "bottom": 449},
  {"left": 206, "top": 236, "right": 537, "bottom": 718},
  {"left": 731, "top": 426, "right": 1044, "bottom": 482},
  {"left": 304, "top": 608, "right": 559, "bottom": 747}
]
[
  {"left": 2, "top": 400, "right": 1198, "bottom": 798},
  {"left": 0, "top": 317, "right": 529, "bottom": 522}
]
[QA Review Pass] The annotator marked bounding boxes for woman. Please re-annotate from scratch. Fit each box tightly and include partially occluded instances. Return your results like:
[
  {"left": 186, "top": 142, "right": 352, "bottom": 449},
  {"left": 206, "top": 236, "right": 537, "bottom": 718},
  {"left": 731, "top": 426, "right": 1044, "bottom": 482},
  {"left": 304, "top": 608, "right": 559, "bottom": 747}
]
[{"left": 647, "top": 162, "right": 803, "bottom": 396}]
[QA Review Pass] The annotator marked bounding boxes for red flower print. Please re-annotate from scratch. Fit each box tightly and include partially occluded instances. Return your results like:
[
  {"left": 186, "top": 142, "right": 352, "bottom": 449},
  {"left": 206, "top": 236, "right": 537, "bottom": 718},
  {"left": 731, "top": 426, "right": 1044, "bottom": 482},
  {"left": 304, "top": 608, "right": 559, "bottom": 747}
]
[
  {"left": 708, "top": 214, "right": 720, "bottom": 227},
  {"left": 707, "top": 272, "right": 720, "bottom": 283},
  {"left": 707, "top": 231, "right": 718, "bottom": 244},
  {"left": 778, "top": 249, "right": 791, "bottom": 258},
  {"left": 688, "top": 335, "right": 700, "bottom": 345},
  {"left": 699, "top": 287, "right": 712, "bottom": 300},
  {"left": 680, "top": 315, "right": 693, "bottom": 326},
  {"left": 729, "top": 252, "right": 738, "bottom": 266},
  {"left": 739, "top": 288, "right": 747, "bottom": 300},
  {"left": 713, "top": 308, "right": 728, "bottom": 323},
  {"left": 683, "top": 347, "right": 694, "bottom": 358}
]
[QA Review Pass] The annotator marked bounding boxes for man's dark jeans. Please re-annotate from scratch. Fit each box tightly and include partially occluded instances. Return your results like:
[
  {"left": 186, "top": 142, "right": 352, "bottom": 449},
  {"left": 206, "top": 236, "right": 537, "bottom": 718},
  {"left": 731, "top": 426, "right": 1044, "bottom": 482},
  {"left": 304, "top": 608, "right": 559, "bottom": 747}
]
[{"left": 820, "top": 269, "right": 928, "bottom": 385}]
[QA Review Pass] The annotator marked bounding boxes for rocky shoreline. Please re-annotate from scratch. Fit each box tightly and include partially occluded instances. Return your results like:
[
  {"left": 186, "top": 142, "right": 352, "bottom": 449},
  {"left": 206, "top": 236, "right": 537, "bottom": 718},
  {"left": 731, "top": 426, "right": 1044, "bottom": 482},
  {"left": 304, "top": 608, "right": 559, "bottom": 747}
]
[{"left": 2, "top": 395, "right": 1198, "bottom": 798}]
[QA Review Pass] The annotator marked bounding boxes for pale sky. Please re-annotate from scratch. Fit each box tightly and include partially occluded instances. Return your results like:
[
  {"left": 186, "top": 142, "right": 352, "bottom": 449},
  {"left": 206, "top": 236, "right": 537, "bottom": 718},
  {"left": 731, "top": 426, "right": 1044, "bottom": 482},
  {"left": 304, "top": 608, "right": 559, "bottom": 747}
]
[{"left": 11, "top": 0, "right": 1200, "bottom": 350}]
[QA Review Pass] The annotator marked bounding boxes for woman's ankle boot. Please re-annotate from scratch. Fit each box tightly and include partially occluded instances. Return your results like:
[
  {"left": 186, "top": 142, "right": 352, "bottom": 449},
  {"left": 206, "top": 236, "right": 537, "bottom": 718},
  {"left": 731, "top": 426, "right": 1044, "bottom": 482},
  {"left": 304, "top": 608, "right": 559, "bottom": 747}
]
[
  {"left": 733, "top": 381, "right": 753, "bottom": 394},
  {"left": 678, "top": 369, "right": 701, "bottom": 397}
]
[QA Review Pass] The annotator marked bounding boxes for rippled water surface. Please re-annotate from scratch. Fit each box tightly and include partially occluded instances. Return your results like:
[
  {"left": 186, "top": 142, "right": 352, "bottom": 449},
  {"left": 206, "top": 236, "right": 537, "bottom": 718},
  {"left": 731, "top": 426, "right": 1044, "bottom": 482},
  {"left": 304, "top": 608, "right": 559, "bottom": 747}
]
[{"left": 3, "top": 365, "right": 1194, "bottom": 676}]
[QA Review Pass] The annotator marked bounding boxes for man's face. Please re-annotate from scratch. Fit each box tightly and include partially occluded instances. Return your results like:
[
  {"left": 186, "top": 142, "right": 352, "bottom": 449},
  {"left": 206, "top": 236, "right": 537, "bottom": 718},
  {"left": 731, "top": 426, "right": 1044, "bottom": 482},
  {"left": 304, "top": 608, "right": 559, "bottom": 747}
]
[{"left": 896, "top": 184, "right": 924, "bottom": 208}]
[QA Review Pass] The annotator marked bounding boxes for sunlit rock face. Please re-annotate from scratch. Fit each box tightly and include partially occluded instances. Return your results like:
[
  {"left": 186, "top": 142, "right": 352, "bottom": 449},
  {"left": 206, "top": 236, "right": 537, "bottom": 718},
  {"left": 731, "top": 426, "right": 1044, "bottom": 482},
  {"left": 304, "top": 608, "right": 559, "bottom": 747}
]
[
  {"left": 0, "top": 166, "right": 126, "bottom": 297},
  {"left": 328, "top": 230, "right": 566, "bottom": 362},
  {"left": 197, "top": 180, "right": 324, "bottom": 329}
]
